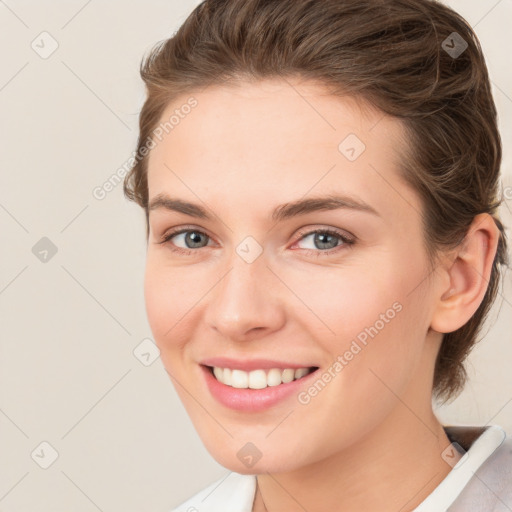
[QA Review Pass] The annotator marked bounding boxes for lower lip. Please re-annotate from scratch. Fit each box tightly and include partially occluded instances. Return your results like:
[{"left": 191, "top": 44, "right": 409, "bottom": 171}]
[{"left": 200, "top": 365, "right": 319, "bottom": 412}]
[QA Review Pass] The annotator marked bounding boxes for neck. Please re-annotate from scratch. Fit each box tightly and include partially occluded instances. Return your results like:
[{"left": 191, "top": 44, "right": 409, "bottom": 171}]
[{"left": 253, "top": 400, "right": 459, "bottom": 512}]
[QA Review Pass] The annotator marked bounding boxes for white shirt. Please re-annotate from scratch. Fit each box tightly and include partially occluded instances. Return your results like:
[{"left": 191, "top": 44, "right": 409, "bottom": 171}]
[{"left": 170, "top": 425, "right": 512, "bottom": 512}]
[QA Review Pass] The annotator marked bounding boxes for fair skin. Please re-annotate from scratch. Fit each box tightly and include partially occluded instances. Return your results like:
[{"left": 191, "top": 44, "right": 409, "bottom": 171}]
[{"left": 144, "top": 78, "right": 499, "bottom": 511}]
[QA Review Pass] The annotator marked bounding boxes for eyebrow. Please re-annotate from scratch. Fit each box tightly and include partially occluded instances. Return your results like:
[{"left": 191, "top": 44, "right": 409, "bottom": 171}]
[{"left": 148, "top": 192, "right": 380, "bottom": 222}]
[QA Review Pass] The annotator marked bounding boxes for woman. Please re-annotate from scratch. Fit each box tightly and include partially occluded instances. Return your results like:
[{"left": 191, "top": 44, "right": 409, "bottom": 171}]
[{"left": 123, "top": 0, "right": 511, "bottom": 510}]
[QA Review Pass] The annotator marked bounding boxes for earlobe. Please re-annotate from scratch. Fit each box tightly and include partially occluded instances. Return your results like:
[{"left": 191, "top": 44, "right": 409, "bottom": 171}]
[{"left": 430, "top": 213, "right": 500, "bottom": 334}]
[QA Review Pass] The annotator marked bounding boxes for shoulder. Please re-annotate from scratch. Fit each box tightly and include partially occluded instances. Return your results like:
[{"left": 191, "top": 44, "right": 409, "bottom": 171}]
[
  {"left": 480, "top": 434, "right": 512, "bottom": 498},
  {"left": 449, "top": 427, "right": 512, "bottom": 511},
  {"left": 169, "top": 472, "right": 257, "bottom": 512}
]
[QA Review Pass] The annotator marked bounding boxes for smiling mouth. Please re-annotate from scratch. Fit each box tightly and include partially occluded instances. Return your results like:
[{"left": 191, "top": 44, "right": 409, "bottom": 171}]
[{"left": 205, "top": 365, "right": 319, "bottom": 389}]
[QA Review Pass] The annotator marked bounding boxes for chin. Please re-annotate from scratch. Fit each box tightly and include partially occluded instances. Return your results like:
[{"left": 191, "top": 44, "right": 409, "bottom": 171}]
[{"left": 206, "top": 444, "right": 305, "bottom": 475}]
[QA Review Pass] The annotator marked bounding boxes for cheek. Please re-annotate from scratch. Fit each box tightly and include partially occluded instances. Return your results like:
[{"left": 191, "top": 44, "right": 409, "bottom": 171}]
[
  {"left": 292, "top": 298, "right": 425, "bottom": 453},
  {"left": 144, "top": 265, "right": 169, "bottom": 342},
  {"left": 284, "top": 251, "right": 428, "bottom": 383},
  {"left": 143, "top": 257, "right": 192, "bottom": 352},
  {"left": 278, "top": 255, "right": 404, "bottom": 342}
]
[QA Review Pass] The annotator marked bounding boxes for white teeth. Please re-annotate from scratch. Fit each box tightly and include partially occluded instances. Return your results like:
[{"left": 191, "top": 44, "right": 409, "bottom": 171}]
[
  {"left": 294, "top": 367, "right": 309, "bottom": 379},
  {"left": 211, "top": 366, "right": 314, "bottom": 389},
  {"left": 231, "top": 369, "right": 249, "bottom": 388},
  {"left": 281, "top": 369, "right": 295, "bottom": 383},
  {"left": 223, "top": 368, "right": 232, "bottom": 386},
  {"left": 213, "top": 367, "right": 223, "bottom": 381},
  {"left": 267, "top": 368, "right": 282, "bottom": 387},
  {"left": 248, "top": 369, "right": 267, "bottom": 389}
]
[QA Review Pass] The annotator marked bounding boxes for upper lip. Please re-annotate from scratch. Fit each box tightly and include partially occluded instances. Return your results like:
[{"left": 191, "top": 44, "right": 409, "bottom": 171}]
[{"left": 200, "top": 357, "right": 318, "bottom": 372}]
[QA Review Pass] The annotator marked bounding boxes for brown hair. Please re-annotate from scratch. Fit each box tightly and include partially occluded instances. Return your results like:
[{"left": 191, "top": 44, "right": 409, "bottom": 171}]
[{"left": 124, "top": 0, "right": 509, "bottom": 403}]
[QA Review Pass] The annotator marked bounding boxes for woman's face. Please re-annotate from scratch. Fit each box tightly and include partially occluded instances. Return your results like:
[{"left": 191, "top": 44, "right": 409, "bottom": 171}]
[{"left": 144, "top": 78, "right": 444, "bottom": 473}]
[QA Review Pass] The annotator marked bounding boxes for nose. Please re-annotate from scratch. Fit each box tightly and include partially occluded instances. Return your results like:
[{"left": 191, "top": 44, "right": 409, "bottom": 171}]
[{"left": 202, "top": 250, "right": 285, "bottom": 342}]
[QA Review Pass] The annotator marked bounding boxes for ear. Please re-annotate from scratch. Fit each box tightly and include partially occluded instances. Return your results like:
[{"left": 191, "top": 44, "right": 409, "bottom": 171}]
[{"left": 429, "top": 213, "right": 500, "bottom": 334}]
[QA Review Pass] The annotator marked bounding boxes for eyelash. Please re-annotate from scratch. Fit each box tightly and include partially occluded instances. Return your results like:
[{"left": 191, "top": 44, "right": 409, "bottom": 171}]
[{"left": 157, "top": 226, "right": 355, "bottom": 257}]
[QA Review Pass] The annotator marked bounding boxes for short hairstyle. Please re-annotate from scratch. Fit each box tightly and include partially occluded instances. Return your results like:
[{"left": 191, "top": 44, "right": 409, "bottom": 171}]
[{"left": 124, "top": 0, "right": 509, "bottom": 403}]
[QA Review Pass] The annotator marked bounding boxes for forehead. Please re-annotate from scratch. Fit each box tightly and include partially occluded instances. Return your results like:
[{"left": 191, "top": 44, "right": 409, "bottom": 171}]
[{"left": 146, "top": 78, "right": 418, "bottom": 223}]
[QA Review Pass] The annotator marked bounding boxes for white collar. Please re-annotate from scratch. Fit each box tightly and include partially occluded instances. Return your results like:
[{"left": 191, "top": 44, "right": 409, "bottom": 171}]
[{"left": 413, "top": 424, "right": 506, "bottom": 511}]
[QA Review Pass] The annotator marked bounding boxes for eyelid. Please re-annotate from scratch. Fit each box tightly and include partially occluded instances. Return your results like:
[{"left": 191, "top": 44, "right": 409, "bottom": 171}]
[
  {"left": 295, "top": 226, "right": 356, "bottom": 244},
  {"left": 290, "top": 227, "right": 355, "bottom": 256},
  {"left": 157, "top": 224, "right": 213, "bottom": 243},
  {"left": 156, "top": 224, "right": 356, "bottom": 256}
]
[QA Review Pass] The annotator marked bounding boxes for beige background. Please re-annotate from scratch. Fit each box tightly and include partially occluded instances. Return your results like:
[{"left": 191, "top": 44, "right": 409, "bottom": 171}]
[{"left": 0, "top": 1, "right": 511, "bottom": 510}]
